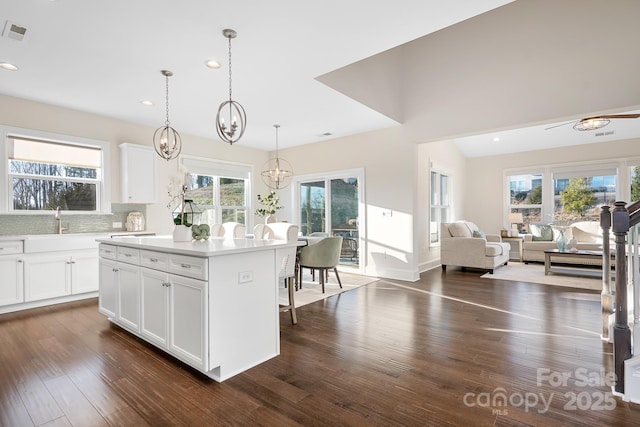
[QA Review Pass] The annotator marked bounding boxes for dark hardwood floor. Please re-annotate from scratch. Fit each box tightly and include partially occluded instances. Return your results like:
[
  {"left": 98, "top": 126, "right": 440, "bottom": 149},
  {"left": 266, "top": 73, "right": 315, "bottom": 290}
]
[{"left": 2, "top": 267, "right": 640, "bottom": 426}]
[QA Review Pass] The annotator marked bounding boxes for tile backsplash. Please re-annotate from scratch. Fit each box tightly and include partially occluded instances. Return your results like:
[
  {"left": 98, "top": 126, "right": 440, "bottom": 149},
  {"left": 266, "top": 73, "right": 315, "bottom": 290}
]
[{"left": 0, "top": 204, "right": 147, "bottom": 236}]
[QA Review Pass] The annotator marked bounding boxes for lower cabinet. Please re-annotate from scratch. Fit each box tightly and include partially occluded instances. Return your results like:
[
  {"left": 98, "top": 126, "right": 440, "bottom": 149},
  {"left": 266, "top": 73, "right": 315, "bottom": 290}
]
[
  {"left": 100, "top": 245, "right": 208, "bottom": 372},
  {"left": 0, "top": 255, "right": 24, "bottom": 307},
  {"left": 98, "top": 258, "right": 117, "bottom": 318},
  {"left": 24, "top": 252, "right": 71, "bottom": 302},
  {"left": 24, "top": 250, "right": 99, "bottom": 303}
]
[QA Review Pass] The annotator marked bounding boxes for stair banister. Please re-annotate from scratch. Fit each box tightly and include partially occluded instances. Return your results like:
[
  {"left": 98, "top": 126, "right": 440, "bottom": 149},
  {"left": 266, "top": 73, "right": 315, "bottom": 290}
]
[
  {"left": 601, "top": 205, "right": 613, "bottom": 341},
  {"left": 612, "top": 201, "right": 632, "bottom": 395}
]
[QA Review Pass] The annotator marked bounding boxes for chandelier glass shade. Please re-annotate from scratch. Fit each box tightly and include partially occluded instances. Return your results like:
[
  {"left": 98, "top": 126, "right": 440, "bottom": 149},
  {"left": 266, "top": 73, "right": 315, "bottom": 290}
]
[
  {"left": 216, "top": 29, "right": 246, "bottom": 145},
  {"left": 153, "top": 70, "right": 182, "bottom": 161},
  {"left": 573, "top": 117, "right": 610, "bottom": 131},
  {"left": 261, "top": 124, "right": 293, "bottom": 189}
]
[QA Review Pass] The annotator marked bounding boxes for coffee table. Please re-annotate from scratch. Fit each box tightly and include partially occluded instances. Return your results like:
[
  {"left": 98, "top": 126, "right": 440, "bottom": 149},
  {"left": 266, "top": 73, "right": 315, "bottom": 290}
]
[{"left": 544, "top": 249, "right": 609, "bottom": 277}]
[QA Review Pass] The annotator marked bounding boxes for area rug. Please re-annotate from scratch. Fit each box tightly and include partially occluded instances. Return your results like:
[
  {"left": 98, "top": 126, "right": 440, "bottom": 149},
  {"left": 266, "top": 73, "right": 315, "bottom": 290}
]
[
  {"left": 480, "top": 262, "right": 602, "bottom": 290},
  {"left": 279, "top": 271, "right": 377, "bottom": 308}
]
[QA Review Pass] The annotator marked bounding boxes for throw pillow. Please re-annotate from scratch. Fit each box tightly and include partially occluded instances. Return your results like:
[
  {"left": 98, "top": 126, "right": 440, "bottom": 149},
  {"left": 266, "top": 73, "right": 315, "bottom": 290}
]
[
  {"left": 472, "top": 230, "right": 486, "bottom": 239},
  {"left": 530, "top": 223, "right": 553, "bottom": 241}
]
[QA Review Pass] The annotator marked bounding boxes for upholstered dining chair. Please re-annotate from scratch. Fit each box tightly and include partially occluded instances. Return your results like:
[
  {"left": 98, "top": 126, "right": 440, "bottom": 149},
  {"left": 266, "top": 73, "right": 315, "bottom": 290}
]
[
  {"left": 298, "top": 236, "right": 343, "bottom": 293},
  {"left": 210, "top": 223, "right": 224, "bottom": 237},
  {"left": 268, "top": 223, "right": 300, "bottom": 324},
  {"left": 253, "top": 223, "right": 267, "bottom": 239},
  {"left": 222, "top": 222, "right": 246, "bottom": 238}
]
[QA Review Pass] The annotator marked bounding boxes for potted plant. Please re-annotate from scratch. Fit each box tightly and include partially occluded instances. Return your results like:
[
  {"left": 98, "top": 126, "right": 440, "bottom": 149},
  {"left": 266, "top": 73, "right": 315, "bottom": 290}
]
[{"left": 255, "top": 191, "right": 283, "bottom": 223}]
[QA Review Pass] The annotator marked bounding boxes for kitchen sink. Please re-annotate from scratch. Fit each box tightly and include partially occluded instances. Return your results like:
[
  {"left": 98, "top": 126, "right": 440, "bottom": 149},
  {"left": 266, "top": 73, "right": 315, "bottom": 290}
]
[{"left": 23, "top": 233, "right": 109, "bottom": 253}]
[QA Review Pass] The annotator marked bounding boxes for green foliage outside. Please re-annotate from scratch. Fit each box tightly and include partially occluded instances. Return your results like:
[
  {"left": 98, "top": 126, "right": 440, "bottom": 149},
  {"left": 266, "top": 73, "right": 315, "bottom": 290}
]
[
  {"left": 561, "top": 178, "right": 596, "bottom": 216},
  {"left": 529, "top": 185, "right": 542, "bottom": 204},
  {"left": 631, "top": 167, "right": 640, "bottom": 203}
]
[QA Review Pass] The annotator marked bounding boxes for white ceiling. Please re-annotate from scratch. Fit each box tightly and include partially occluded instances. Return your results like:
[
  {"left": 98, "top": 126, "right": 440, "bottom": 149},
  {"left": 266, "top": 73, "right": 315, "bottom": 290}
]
[{"left": 1, "top": 0, "right": 640, "bottom": 156}]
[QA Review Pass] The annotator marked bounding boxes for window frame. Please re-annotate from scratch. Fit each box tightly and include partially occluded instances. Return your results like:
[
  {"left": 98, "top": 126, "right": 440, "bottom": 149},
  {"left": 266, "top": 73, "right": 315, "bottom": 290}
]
[
  {"left": 505, "top": 159, "right": 634, "bottom": 228},
  {"left": 429, "top": 165, "right": 451, "bottom": 247},
  {"left": 180, "top": 155, "right": 252, "bottom": 226},
  {"left": 0, "top": 125, "right": 111, "bottom": 214}
]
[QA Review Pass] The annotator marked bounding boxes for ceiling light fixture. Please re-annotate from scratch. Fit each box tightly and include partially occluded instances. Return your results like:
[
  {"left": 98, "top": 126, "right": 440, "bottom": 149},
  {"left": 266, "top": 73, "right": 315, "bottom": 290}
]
[
  {"left": 261, "top": 124, "right": 293, "bottom": 189},
  {"left": 206, "top": 59, "right": 221, "bottom": 69},
  {"left": 216, "top": 29, "right": 246, "bottom": 145},
  {"left": 153, "top": 70, "right": 182, "bottom": 161},
  {"left": 573, "top": 117, "right": 610, "bottom": 131},
  {"left": 0, "top": 62, "right": 18, "bottom": 71}
]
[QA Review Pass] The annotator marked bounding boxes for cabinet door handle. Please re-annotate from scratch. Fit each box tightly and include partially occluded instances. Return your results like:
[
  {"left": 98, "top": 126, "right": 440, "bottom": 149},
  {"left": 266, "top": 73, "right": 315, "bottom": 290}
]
[
  {"left": 113, "top": 268, "right": 119, "bottom": 272},
  {"left": 180, "top": 263, "right": 192, "bottom": 269},
  {"left": 124, "top": 253, "right": 132, "bottom": 257},
  {"left": 17, "top": 259, "right": 23, "bottom": 263},
  {"left": 150, "top": 258, "right": 158, "bottom": 263}
]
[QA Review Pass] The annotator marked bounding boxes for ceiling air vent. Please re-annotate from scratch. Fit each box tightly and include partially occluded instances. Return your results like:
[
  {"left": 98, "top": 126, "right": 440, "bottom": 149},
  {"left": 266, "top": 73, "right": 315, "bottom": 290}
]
[
  {"left": 2, "top": 21, "right": 27, "bottom": 41},
  {"left": 595, "top": 130, "right": 615, "bottom": 137}
]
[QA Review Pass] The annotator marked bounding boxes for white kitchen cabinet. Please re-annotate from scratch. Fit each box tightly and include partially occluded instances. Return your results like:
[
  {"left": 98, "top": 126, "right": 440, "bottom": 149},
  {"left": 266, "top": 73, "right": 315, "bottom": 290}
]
[
  {"left": 117, "top": 262, "right": 140, "bottom": 332},
  {"left": 139, "top": 266, "right": 207, "bottom": 369},
  {"left": 24, "top": 250, "right": 100, "bottom": 303},
  {"left": 98, "top": 237, "right": 287, "bottom": 381},
  {"left": 71, "top": 250, "right": 100, "bottom": 294},
  {"left": 120, "top": 143, "right": 157, "bottom": 204},
  {"left": 98, "top": 258, "right": 117, "bottom": 318},
  {"left": 168, "top": 274, "right": 207, "bottom": 370},
  {"left": 23, "top": 252, "right": 71, "bottom": 302},
  {"left": 0, "top": 255, "right": 24, "bottom": 307},
  {"left": 140, "top": 267, "right": 169, "bottom": 348}
]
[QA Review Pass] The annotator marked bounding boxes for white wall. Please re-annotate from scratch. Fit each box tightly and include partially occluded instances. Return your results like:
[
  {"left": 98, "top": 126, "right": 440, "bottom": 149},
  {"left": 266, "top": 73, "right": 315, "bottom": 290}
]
[
  {"left": 279, "top": 126, "right": 419, "bottom": 280},
  {"left": 0, "top": 94, "right": 270, "bottom": 235},
  {"left": 465, "top": 137, "right": 640, "bottom": 234}
]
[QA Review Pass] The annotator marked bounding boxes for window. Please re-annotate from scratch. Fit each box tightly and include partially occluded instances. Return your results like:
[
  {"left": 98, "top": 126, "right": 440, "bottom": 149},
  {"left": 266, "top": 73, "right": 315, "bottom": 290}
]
[
  {"left": 1, "top": 126, "right": 110, "bottom": 213},
  {"left": 294, "top": 169, "right": 364, "bottom": 270},
  {"left": 508, "top": 173, "right": 543, "bottom": 226},
  {"left": 506, "top": 163, "right": 620, "bottom": 229},
  {"left": 180, "top": 156, "right": 250, "bottom": 226},
  {"left": 430, "top": 169, "right": 450, "bottom": 246},
  {"left": 553, "top": 167, "right": 616, "bottom": 223}
]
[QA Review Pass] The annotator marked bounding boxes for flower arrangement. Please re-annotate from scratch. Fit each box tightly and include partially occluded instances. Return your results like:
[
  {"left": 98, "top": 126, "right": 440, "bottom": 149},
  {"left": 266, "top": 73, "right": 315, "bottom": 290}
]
[{"left": 255, "top": 191, "right": 283, "bottom": 217}]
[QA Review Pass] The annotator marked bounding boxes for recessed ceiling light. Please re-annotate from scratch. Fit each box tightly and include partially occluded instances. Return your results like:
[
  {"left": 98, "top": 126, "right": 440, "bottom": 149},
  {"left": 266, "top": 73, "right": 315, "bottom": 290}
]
[
  {"left": 493, "top": 137, "right": 500, "bottom": 142},
  {"left": 141, "top": 100, "right": 153, "bottom": 106},
  {"left": 205, "top": 59, "right": 221, "bottom": 69},
  {"left": 0, "top": 62, "right": 18, "bottom": 71}
]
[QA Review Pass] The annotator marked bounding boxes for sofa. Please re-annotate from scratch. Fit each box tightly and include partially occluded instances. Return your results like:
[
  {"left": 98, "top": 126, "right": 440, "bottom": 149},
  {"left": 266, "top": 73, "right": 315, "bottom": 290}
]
[
  {"left": 522, "top": 221, "right": 607, "bottom": 265},
  {"left": 441, "top": 221, "right": 510, "bottom": 274}
]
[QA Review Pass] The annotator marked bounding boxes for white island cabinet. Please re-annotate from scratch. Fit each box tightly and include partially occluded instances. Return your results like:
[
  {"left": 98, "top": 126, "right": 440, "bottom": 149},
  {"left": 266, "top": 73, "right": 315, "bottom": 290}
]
[{"left": 96, "top": 235, "right": 296, "bottom": 382}]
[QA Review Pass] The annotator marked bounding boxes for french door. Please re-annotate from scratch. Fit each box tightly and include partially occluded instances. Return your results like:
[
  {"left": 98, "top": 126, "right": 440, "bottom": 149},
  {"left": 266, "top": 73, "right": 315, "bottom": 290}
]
[{"left": 294, "top": 169, "right": 364, "bottom": 270}]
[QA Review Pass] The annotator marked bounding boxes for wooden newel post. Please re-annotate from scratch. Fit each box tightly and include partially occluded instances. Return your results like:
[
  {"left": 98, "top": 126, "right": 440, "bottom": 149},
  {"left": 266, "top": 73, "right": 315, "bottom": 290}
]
[
  {"left": 612, "top": 200, "right": 631, "bottom": 394},
  {"left": 601, "top": 205, "right": 613, "bottom": 341}
]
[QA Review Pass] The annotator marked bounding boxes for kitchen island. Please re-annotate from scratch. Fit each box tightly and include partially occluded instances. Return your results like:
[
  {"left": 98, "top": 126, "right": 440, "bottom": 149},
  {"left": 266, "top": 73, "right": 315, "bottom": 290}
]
[{"left": 96, "top": 235, "right": 297, "bottom": 382}]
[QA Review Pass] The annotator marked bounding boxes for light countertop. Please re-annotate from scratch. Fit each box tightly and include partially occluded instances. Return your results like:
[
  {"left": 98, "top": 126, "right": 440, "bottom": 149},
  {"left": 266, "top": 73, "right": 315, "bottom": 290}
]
[{"left": 97, "top": 235, "right": 297, "bottom": 257}]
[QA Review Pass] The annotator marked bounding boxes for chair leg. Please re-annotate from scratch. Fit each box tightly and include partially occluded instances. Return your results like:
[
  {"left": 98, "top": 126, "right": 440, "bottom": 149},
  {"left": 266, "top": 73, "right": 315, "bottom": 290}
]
[
  {"left": 299, "top": 268, "right": 303, "bottom": 289},
  {"left": 333, "top": 267, "right": 343, "bottom": 288},
  {"left": 319, "top": 269, "right": 325, "bottom": 293},
  {"left": 287, "top": 277, "right": 297, "bottom": 325}
]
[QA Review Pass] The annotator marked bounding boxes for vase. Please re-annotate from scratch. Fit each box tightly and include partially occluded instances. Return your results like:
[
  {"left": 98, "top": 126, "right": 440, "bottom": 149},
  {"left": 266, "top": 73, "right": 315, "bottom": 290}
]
[
  {"left": 556, "top": 229, "right": 568, "bottom": 251},
  {"left": 265, "top": 215, "right": 277, "bottom": 224},
  {"left": 173, "top": 224, "right": 192, "bottom": 242}
]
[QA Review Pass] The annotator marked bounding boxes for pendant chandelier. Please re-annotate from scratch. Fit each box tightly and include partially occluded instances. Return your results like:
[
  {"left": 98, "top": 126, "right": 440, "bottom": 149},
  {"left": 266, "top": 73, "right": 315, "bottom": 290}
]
[
  {"left": 153, "top": 70, "right": 182, "bottom": 161},
  {"left": 261, "top": 124, "right": 293, "bottom": 189},
  {"left": 216, "top": 29, "right": 247, "bottom": 145}
]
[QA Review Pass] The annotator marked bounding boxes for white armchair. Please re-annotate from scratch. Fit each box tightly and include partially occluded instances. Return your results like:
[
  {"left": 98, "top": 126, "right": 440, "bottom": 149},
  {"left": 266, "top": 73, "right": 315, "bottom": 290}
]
[{"left": 440, "top": 221, "right": 510, "bottom": 274}]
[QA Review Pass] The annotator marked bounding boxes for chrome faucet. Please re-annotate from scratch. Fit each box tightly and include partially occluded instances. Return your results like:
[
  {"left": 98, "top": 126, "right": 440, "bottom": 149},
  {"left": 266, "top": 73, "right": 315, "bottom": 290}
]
[{"left": 55, "top": 206, "right": 68, "bottom": 234}]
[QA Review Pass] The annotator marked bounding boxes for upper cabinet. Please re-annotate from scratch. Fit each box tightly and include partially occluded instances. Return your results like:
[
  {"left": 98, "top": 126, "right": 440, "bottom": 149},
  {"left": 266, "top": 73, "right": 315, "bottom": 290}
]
[{"left": 120, "top": 143, "right": 157, "bottom": 204}]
